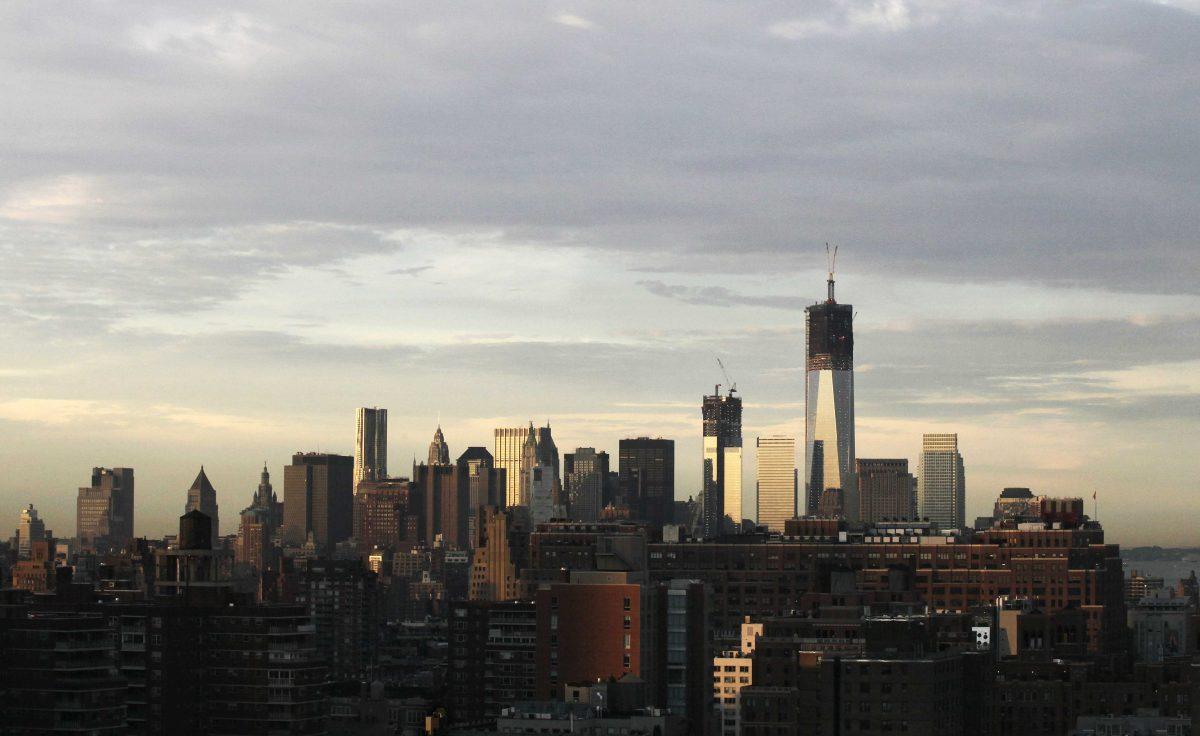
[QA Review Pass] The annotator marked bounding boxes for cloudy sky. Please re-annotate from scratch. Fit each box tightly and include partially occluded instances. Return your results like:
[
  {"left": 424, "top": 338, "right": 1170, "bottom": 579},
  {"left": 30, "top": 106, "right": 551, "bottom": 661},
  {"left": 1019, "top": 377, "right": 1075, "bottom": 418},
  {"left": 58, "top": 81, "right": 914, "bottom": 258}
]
[{"left": 2, "top": 1, "right": 1198, "bottom": 545}]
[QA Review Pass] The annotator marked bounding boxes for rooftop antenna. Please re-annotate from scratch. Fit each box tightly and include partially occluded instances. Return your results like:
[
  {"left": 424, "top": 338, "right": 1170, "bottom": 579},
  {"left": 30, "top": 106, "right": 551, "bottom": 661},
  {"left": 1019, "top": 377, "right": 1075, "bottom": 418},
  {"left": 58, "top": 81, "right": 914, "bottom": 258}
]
[{"left": 825, "top": 243, "right": 838, "bottom": 303}]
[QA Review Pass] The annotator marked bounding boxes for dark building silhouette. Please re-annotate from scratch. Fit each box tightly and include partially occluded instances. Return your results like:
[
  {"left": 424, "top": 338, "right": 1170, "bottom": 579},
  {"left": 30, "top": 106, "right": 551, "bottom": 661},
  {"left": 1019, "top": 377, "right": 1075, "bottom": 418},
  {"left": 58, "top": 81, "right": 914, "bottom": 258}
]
[
  {"left": 619, "top": 438, "right": 675, "bottom": 529},
  {"left": 294, "top": 558, "right": 379, "bottom": 682},
  {"left": 76, "top": 466, "right": 135, "bottom": 553},
  {"left": 236, "top": 464, "right": 282, "bottom": 584},
  {"left": 184, "top": 467, "right": 220, "bottom": 540},
  {"left": 282, "top": 452, "right": 354, "bottom": 548},
  {"left": 564, "top": 447, "right": 609, "bottom": 522},
  {"left": 0, "top": 611, "right": 128, "bottom": 733},
  {"left": 447, "top": 599, "right": 538, "bottom": 726},
  {"left": 456, "top": 447, "right": 505, "bottom": 546}
]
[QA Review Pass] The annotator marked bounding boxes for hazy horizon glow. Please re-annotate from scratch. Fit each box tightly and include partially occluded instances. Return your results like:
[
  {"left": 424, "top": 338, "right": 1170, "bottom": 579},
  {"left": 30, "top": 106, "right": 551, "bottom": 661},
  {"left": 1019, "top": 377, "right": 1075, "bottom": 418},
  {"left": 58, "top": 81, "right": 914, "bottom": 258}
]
[{"left": 2, "top": 1, "right": 1198, "bottom": 545}]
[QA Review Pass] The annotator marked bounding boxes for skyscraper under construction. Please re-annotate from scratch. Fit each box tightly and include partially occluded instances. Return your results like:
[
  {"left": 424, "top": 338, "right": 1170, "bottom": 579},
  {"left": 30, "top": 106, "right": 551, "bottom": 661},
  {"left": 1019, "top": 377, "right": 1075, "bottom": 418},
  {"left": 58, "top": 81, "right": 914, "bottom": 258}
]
[
  {"left": 702, "top": 386, "right": 742, "bottom": 538},
  {"left": 804, "top": 253, "right": 857, "bottom": 521}
]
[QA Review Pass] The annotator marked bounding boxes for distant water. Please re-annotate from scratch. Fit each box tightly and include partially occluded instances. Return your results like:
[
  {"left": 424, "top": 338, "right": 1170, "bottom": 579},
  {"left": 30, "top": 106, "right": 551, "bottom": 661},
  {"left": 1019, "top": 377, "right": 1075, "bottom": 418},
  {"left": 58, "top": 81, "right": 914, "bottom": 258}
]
[{"left": 1121, "top": 556, "right": 1200, "bottom": 585}]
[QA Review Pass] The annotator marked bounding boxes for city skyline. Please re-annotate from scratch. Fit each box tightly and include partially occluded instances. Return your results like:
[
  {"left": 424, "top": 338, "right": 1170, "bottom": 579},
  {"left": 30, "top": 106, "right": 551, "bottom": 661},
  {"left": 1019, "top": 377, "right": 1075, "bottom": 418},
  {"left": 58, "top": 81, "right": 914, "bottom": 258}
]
[{"left": 2, "top": 2, "right": 1199, "bottom": 547}]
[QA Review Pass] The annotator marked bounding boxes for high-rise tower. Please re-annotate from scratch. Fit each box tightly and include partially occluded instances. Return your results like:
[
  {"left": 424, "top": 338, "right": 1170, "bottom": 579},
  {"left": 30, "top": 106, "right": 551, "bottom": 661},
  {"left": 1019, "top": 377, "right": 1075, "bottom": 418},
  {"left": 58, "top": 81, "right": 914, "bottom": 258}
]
[
  {"left": 804, "top": 253, "right": 856, "bottom": 521},
  {"left": 702, "top": 387, "right": 742, "bottom": 538},
  {"left": 354, "top": 407, "right": 388, "bottom": 491},
  {"left": 756, "top": 435, "right": 796, "bottom": 532},
  {"left": 917, "top": 433, "right": 966, "bottom": 530}
]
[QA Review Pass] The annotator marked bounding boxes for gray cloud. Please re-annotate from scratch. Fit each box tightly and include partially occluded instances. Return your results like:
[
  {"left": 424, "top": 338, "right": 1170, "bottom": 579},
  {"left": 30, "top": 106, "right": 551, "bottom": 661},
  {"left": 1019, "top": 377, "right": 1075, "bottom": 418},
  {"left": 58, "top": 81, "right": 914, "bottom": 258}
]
[
  {"left": 638, "top": 280, "right": 816, "bottom": 310},
  {"left": 0, "top": 1, "right": 1197, "bottom": 294}
]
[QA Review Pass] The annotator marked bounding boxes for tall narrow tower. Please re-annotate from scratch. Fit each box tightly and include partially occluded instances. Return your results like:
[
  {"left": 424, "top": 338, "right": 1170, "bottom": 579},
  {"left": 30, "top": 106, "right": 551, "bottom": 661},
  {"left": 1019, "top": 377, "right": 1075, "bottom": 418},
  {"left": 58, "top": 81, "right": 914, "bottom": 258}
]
[
  {"left": 355, "top": 407, "right": 387, "bottom": 491},
  {"left": 804, "top": 250, "right": 857, "bottom": 521},
  {"left": 701, "top": 386, "right": 743, "bottom": 538}
]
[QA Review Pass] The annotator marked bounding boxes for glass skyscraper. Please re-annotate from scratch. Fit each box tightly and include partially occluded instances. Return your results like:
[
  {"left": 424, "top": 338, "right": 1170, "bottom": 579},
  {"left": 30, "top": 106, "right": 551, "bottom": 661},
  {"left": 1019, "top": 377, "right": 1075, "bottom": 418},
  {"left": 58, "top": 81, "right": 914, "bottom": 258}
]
[{"left": 804, "top": 272, "right": 856, "bottom": 521}]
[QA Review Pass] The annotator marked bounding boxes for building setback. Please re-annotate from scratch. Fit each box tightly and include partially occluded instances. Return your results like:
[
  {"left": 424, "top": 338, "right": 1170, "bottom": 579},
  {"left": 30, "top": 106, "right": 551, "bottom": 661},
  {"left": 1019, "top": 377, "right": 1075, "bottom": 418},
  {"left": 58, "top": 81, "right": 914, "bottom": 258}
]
[{"left": 76, "top": 466, "right": 135, "bottom": 553}]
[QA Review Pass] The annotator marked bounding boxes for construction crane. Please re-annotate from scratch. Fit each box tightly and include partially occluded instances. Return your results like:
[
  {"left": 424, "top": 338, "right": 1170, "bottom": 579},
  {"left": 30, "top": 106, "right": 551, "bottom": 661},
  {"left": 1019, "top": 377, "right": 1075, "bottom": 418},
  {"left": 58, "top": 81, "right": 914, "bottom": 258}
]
[
  {"left": 826, "top": 242, "right": 839, "bottom": 302},
  {"left": 716, "top": 357, "right": 737, "bottom": 395}
]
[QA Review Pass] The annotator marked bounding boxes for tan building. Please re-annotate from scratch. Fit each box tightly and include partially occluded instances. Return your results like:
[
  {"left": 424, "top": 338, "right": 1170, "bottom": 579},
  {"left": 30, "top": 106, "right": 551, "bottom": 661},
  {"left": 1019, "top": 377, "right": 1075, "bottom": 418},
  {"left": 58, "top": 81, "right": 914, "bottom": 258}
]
[
  {"left": 755, "top": 436, "right": 796, "bottom": 532},
  {"left": 713, "top": 618, "right": 762, "bottom": 736},
  {"left": 470, "top": 506, "right": 520, "bottom": 601}
]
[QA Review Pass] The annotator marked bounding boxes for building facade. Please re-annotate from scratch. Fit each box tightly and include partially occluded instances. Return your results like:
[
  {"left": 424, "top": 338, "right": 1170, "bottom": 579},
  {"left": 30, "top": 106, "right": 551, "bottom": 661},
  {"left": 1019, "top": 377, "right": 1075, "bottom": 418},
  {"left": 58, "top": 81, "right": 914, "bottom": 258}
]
[
  {"left": 917, "top": 433, "right": 966, "bottom": 529},
  {"left": 702, "top": 389, "right": 743, "bottom": 538},
  {"left": 755, "top": 436, "right": 796, "bottom": 532},
  {"left": 76, "top": 467, "right": 135, "bottom": 553},
  {"left": 354, "top": 407, "right": 387, "bottom": 490},
  {"left": 804, "top": 271, "right": 856, "bottom": 519},
  {"left": 618, "top": 437, "right": 676, "bottom": 529},
  {"left": 282, "top": 452, "right": 355, "bottom": 548},
  {"left": 564, "top": 447, "right": 608, "bottom": 522},
  {"left": 857, "top": 458, "right": 916, "bottom": 523}
]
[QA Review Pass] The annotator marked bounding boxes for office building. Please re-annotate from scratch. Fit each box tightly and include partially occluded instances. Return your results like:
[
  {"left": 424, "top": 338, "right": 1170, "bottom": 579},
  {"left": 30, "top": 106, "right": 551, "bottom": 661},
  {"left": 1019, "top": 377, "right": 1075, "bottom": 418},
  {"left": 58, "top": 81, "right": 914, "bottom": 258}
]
[
  {"left": 354, "top": 407, "right": 387, "bottom": 490},
  {"left": 353, "top": 478, "right": 416, "bottom": 552},
  {"left": 414, "top": 461, "right": 467, "bottom": 548},
  {"left": 755, "top": 436, "right": 796, "bottom": 532},
  {"left": 917, "top": 433, "right": 966, "bottom": 529},
  {"left": 857, "top": 458, "right": 916, "bottom": 523},
  {"left": 15, "top": 503, "right": 46, "bottom": 558},
  {"left": 295, "top": 558, "right": 380, "bottom": 682},
  {"left": 495, "top": 423, "right": 559, "bottom": 508},
  {"left": 804, "top": 266, "right": 856, "bottom": 519},
  {"left": 702, "top": 388, "right": 743, "bottom": 538},
  {"left": 469, "top": 506, "right": 523, "bottom": 602},
  {"left": 457, "top": 447, "right": 505, "bottom": 545},
  {"left": 11, "top": 537, "right": 57, "bottom": 593},
  {"left": 618, "top": 437, "right": 676, "bottom": 528},
  {"left": 529, "top": 465, "right": 562, "bottom": 524},
  {"left": 565, "top": 447, "right": 608, "bottom": 522},
  {"left": 428, "top": 424, "right": 450, "bottom": 466},
  {"left": 76, "top": 466, "right": 134, "bottom": 553},
  {"left": 282, "top": 452, "right": 354, "bottom": 548},
  {"left": 184, "top": 466, "right": 220, "bottom": 541}
]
